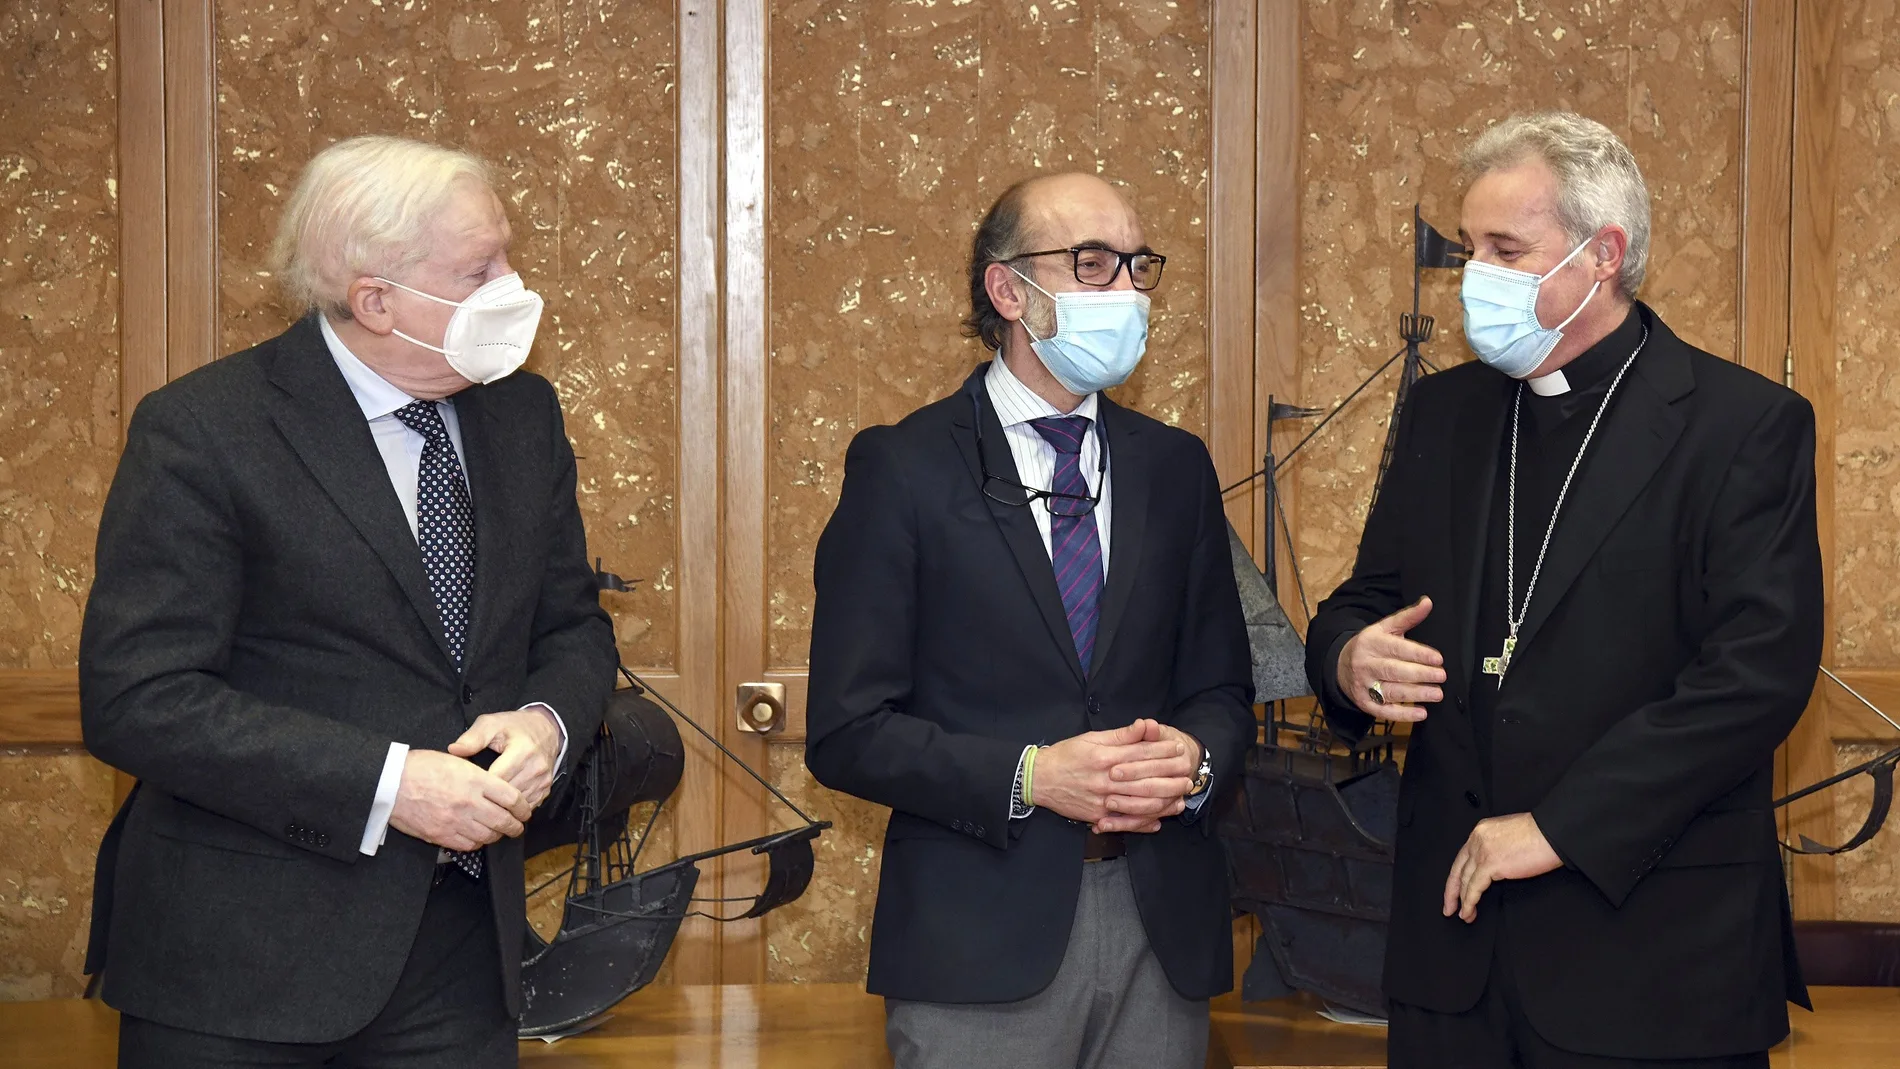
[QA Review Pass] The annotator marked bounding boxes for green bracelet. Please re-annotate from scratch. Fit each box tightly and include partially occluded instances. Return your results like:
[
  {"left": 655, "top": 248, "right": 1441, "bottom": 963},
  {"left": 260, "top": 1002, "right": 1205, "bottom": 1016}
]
[{"left": 1022, "top": 746, "right": 1038, "bottom": 807}]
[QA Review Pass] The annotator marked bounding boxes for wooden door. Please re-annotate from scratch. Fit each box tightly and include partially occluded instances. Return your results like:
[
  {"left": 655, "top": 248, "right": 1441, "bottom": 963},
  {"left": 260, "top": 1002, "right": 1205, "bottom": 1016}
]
[{"left": 1776, "top": 0, "right": 1900, "bottom": 922}]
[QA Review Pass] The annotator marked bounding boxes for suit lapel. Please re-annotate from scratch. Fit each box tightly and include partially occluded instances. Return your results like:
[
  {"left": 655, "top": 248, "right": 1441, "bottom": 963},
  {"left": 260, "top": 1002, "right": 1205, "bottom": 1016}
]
[
  {"left": 949, "top": 366, "right": 1087, "bottom": 686},
  {"left": 1448, "top": 377, "right": 1510, "bottom": 703},
  {"left": 261, "top": 317, "right": 460, "bottom": 670},
  {"left": 453, "top": 385, "right": 524, "bottom": 670},
  {"left": 1088, "top": 399, "right": 1145, "bottom": 683},
  {"left": 1513, "top": 336, "right": 1688, "bottom": 650}
]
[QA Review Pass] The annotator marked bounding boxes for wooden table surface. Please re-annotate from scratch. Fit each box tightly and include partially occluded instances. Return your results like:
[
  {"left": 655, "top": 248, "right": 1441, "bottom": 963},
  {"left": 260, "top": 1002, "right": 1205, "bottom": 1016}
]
[{"left": 1, "top": 984, "right": 1893, "bottom": 1067}]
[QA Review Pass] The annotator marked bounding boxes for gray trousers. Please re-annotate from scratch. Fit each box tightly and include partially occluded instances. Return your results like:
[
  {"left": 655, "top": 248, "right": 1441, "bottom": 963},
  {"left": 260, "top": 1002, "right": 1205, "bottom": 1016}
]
[{"left": 885, "top": 859, "right": 1209, "bottom": 1069}]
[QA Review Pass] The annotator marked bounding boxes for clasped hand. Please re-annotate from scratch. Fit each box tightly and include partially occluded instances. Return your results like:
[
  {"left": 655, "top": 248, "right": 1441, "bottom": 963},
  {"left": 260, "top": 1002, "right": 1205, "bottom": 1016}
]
[
  {"left": 389, "top": 708, "right": 563, "bottom": 852},
  {"left": 1031, "top": 718, "right": 1201, "bottom": 834}
]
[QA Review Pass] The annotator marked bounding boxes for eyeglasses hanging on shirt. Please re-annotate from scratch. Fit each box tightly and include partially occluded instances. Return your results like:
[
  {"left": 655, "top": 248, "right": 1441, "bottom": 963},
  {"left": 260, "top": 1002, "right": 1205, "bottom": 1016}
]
[{"left": 967, "top": 387, "right": 1107, "bottom": 518}]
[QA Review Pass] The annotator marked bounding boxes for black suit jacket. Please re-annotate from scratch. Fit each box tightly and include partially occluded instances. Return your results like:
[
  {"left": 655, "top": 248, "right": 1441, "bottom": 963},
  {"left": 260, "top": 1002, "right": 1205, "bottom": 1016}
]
[
  {"left": 79, "top": 316, "right": 618, "bottom": 1042},
  {"left": 1306, "top": 306, "right": 1821, "bottom": 1059},
  {"left": 806, "top": 364, "right": 1255, "bottom": 1005}
]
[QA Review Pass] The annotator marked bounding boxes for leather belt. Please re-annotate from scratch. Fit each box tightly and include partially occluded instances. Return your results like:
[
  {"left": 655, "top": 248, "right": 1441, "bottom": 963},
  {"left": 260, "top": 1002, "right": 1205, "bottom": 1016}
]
[{"left": 1083, "top": 831, "right": 1125, "bottom": 861}]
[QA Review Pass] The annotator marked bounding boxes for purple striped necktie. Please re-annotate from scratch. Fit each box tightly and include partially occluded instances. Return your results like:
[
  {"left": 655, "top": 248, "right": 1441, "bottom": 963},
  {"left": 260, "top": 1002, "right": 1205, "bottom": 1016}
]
[{"left": 1029, "top": 415, "right": 1103, "bottom": 671}]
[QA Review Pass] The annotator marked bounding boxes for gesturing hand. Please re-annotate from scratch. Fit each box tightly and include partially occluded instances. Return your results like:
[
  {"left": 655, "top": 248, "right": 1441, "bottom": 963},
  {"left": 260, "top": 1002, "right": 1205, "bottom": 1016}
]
[
  {"left": 1443, "top": 812, "right": 1563, "bottom": 923},
  {"left": 1337, "top": 597, "right": 1447, "bottom": 722},
  {"left": 450, "top": 708, "right": 562, "bottom": 810},
  {"left": 1032, "top": 720, "right": 1194, "bottom": 830},
  {"left": 388, "top": 750, "right": 531, "bottom": 852}
]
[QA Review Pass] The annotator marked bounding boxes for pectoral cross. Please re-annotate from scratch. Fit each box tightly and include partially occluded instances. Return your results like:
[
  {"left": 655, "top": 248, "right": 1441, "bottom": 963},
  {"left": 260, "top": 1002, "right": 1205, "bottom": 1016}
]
[{"left": 1481, "top": 635, "right": 1517, "bottom": 688}]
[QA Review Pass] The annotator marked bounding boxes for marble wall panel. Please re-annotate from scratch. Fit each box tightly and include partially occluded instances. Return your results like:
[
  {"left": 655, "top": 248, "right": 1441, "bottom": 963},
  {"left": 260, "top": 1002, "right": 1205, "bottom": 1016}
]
[
  {"left": 0, "top": 0, "right": 118, "bottom": 669},
  {"left": 1829, "top": 0, "right": 1900, "bottom": 668},
  {"left": 764, "top": 0, "right": 1212, "bottom": 983},
  {"left": 1294, "top": 0, "right": 1746, "bottom": 608},
  {"left": 1831, "top": 742, "right": 1900, "bottom": 921},
  {"left": 215, "top": 0, "right": 682, "bottom": 668},
  {"left": 0, "top": 754, "right": 116, "bottom": 1000},
  {"left": 0, "top": 0, "right": 120, "bottom": 1002}
]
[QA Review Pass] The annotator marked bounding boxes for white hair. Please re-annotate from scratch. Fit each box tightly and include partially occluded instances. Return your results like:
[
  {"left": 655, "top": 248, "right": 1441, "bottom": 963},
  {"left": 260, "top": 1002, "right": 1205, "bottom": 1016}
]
[
  {"left": 1461, "top": 111, "right": 1651, "bottom": 298},
  {"left": 270, "top": 136, "right": 494, "bottom": 316}
]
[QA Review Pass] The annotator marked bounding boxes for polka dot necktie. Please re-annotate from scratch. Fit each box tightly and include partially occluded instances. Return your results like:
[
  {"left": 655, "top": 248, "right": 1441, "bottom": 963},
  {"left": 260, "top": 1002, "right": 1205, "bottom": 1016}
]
[
  {"left": 1029, "top": 415, "right": 1104, "bottom": 671},
  {"left": 393, "top": 400, "right": 483, "bottom": 879}
]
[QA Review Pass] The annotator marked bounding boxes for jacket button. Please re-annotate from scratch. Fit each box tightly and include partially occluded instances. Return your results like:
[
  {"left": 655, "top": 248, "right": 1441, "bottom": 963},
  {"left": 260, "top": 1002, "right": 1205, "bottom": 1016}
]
[
  {"left": 461, "top": 685, "right": 474, "bottom": 706},
  {"left": 1464, "top": 791, "right": 1482, "bottom": 808},
  {"left": 975, "top": 825, "right": 987, "bottom": 837},
  {"left": 317, "top": 833, "right": 330, "bottom": 846},
  {"left": 1086, "top": 695, "right": 1101, "bottom": 716}
]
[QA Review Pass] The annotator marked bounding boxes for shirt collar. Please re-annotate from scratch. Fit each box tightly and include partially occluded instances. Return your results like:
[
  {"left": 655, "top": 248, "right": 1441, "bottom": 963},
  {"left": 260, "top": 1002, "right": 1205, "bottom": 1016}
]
[
  {"left": 319, "top": 314, "right": 424, "bottom": 421},
  {"left": 985, "top": 352, "right": 1100, "bottom": 428}
]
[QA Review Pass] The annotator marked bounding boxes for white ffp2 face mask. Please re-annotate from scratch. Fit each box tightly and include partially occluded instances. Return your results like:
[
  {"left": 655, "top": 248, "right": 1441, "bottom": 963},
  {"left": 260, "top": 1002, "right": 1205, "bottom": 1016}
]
[
  {"left": 1009, "top": 267, "right": 1151, "bottom": 396},
  {"left": 1460, "top": 237, "right": 1601, "bottom": 378},
  {"left": 377, "top": 273, "right": 545, "bottom": 385}
]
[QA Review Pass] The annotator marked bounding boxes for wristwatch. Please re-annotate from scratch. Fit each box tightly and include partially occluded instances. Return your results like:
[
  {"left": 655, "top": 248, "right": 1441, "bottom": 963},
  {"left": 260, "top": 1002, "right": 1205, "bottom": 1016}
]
[{"left": 1187, "top": 745, "right": 1213, "bottom": 796}]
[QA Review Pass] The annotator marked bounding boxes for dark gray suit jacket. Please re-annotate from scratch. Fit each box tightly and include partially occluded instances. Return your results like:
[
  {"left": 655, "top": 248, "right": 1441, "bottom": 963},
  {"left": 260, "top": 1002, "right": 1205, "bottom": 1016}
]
[{"left": 80, "top": 315, "right": 617, "bottom": 1043}]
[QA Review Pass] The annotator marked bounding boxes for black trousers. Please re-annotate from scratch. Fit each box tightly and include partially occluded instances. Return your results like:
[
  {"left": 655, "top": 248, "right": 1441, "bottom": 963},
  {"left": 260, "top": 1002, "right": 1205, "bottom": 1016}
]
[
  {"left": 1387, "top": 912, "right": 1770, "bottom": 1069},
  {"left": 118, "top": 867, "right": 516, "bottom": 1069}
]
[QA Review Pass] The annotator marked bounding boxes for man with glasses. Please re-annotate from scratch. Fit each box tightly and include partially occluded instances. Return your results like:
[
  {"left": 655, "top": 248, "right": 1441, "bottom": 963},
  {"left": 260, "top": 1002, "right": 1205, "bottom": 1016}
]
[{"left": 806, "top": 172, "right": 1254, "bottom": 1069}]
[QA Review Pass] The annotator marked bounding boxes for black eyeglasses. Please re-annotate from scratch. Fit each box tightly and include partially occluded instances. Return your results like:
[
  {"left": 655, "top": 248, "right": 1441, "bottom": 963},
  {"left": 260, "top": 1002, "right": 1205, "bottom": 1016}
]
[
  {"left": 969, "top": 391, "right": 1106, "bottom": 518},
  {"left": 1013, "top": 246, "right": 1166, "bottom": 290}
]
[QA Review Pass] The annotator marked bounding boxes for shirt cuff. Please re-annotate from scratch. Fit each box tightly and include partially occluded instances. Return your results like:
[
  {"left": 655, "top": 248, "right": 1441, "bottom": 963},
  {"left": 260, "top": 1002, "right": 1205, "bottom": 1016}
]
[
  {"left": 360, "top": 742, "right": 410, "bottom": 856},
  {"left": 1009, "top": 744, "right": 1036, "bottom": 820},
  {"left": 1180, "top": 782, "right": 1212, "bottom": 824},
  {"left": 523, "top": 702, "right": 569, "bottom": 777}
]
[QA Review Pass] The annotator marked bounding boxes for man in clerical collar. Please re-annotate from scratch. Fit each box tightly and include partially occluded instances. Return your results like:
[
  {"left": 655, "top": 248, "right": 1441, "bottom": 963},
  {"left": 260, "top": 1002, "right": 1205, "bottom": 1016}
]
[{"left": 1307, "top": 111, "right": 1822, "bottom": 1068}]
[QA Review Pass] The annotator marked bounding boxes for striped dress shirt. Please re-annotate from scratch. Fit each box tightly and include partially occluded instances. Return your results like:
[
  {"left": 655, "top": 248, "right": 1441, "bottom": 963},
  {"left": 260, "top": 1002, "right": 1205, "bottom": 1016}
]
[{"left": 984, "top": 354, "right": 1113, "bottom": 571}]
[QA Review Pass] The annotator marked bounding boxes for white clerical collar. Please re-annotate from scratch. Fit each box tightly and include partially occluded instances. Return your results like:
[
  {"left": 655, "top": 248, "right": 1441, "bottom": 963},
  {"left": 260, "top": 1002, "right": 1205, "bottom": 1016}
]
[{"left": 1526, "top": 368, "right": 1571, "bottom": 396}]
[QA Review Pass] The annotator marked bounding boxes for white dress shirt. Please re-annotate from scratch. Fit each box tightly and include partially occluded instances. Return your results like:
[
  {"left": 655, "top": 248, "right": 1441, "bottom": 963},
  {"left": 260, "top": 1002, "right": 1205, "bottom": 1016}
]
[{"left": 318, "top": 316, "right": 568, "bottom": 856}]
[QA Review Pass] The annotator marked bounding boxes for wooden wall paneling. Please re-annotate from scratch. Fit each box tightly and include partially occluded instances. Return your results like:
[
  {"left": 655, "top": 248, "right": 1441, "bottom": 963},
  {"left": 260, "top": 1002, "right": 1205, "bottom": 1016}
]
[
  {"left": 119, "top": 0, "right": 167, "bottom": 428},
  {"left": 0, "top": 671, "right": 83, "bottom": 746},
  {"left": 1254, "top": 0, "right": 1302, "bottom": 623},
  {"left": 1208, "top": 0, "right": 1258, "bottom": 549},
  {"left": 720, "top": 0, "right": 771, "bottom": 985},
  {"left": 674, "top": 0, "right": 726, "bottom": 983},
  {"left": 1824, "top": 671, "right": 1900, "bottom": 742},
  {"left": 160, "top": 0, "right": 215, "bottom": 377},
  {"left": 1740, "top": 0, "right": 1797, "bottom": 833},
  {"left": 111, "top": 0, "right": 171, "bottom": 806},
  {"left": 1784, "top": 0, "right": 1843, "bottom": 920},
  {"left": 1738, "top": 0, "right": 1795, "bottom": 385}
]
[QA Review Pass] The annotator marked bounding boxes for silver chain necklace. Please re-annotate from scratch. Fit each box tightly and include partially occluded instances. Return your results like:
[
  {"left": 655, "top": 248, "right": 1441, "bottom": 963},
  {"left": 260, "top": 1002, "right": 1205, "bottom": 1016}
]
[{"left": 1482, "top": 326, "right": 1649, "bottom": 686}]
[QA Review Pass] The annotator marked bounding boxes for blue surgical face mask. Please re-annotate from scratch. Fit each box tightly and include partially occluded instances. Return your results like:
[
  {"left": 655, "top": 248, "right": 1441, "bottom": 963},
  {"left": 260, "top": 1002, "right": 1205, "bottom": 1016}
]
[
  {"left": 1460, "top": 236, "right": 1602, "bottom": 378},
  {"left": 1009, "top": 267, "right": 1151, "bottom": 396}
]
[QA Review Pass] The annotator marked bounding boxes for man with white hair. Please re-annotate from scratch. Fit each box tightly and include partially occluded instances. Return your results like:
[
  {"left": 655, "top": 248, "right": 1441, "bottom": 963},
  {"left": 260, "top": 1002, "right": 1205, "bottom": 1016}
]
[
  {"left": 80, "top": 136, "right": 617, "bottom": 1066},
  {"left": 1308, "top": 111, "right": 1822, "bottom": 1066}
]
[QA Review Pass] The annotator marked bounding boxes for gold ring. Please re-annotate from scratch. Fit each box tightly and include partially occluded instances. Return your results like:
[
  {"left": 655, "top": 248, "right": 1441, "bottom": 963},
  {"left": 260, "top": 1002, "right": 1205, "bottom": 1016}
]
[{"left": 1368, "top": 680, "right": 1386, "bottom": 704}]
